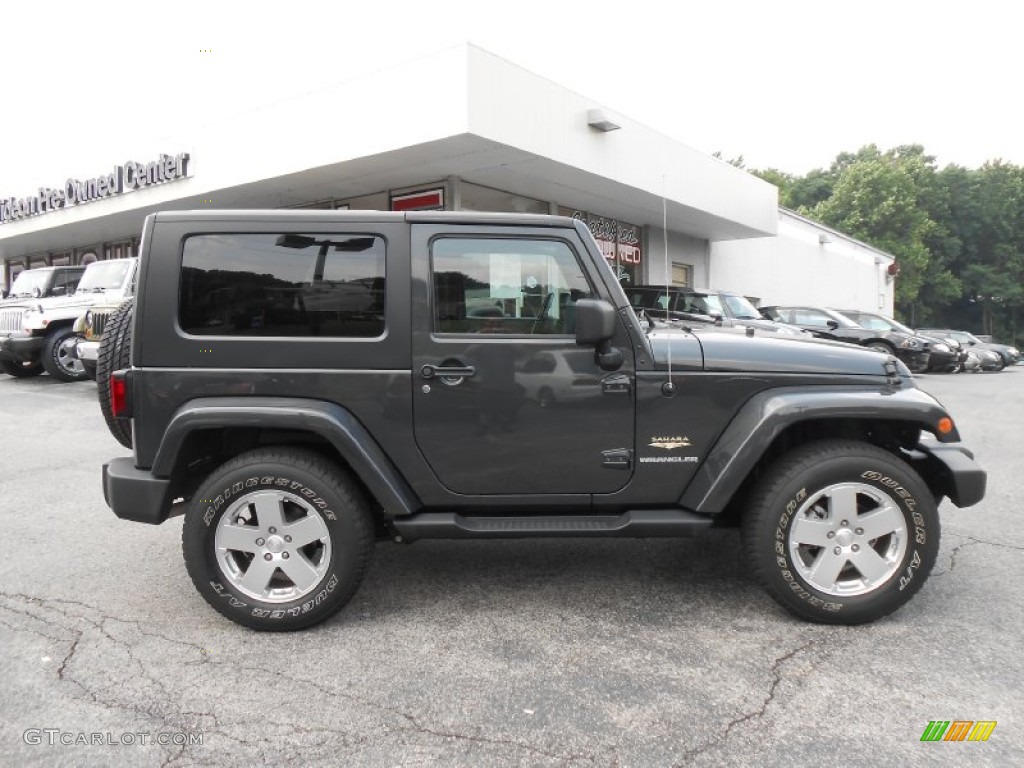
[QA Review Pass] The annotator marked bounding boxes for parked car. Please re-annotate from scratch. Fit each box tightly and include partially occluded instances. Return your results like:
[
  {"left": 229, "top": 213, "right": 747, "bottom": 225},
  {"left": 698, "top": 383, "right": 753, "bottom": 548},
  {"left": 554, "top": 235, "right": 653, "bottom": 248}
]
[
  {"left": 101, "top": 209, "right": 986, "bottom": 630},
  {"left": 835, "top": 310, "right": 958, "bottom": 374},
  {"left": 626, "top": 286, "right": 808, "bottom": 336},
  {"left": 917, "top": 329, "right": 1020, "bottom": 370},
  {"left": 761, "top": 305, "right": 931, "bottom": 373},
  {"left": 0, "top": 258, "right": 137, "bottom": 381},
  {"left": 1, "top": 265, "right": 85, "bottom": 306},
  {"left": 71, "top": 297, "right": 129, "bottom": 381}
]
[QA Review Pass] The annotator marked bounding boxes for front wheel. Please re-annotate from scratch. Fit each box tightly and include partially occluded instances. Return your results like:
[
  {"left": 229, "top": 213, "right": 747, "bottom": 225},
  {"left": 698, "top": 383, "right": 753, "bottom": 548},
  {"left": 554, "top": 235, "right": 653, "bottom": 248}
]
[
  {"left": 742, "top": 439, "right": 939, "bottom": 625},
  {"left": 41, "top": 328, "right": 89, "bottom": 382},
  {"left": 1, "top": 359, "right": 44, "bottom": 378},
  {"left": 182, "top": 447, "right": 375, "bottom": 631}
]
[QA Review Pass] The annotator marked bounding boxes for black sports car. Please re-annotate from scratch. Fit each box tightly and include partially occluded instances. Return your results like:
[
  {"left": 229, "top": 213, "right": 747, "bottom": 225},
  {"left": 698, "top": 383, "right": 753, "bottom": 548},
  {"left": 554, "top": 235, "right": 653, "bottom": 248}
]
[
  {"left": 761, "top": 305, "right": 931, "bottom": 373},
  {"left": 836, "top": 310, "right": 959, "bottom": 373}
]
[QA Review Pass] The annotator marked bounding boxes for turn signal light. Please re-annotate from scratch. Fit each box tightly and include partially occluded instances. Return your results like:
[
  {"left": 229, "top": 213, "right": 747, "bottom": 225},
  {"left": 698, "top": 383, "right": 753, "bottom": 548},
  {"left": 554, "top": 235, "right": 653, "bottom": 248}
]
[{"left": 937, "top": 416, "right": 954, "bottom": 435}]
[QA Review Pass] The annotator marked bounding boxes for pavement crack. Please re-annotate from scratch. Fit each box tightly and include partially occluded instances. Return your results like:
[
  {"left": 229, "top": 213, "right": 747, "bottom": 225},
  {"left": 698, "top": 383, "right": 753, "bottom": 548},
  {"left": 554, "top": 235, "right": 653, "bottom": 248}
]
[
  {"left": 949, "top": 534, "right": 1024, "bottom": 552},
  {"left": 939, "top": 534, "right": 1023, "bottom": 576},
  {"left": 57, "top": 632, "right": 83, "bottom": 681},
  {"left": 676, "top": 638, "right": 818, "bottom": 765},
  {"left": 0, "top": 590, "right": 220, "bottom": 733}
]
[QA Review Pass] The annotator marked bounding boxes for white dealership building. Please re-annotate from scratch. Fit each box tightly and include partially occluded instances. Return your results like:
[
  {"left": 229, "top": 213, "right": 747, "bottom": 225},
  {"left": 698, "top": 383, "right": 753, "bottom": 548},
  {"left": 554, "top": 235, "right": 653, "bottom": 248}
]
[{"left": 0, "top": 45, "right": 894, "bottom": 313}]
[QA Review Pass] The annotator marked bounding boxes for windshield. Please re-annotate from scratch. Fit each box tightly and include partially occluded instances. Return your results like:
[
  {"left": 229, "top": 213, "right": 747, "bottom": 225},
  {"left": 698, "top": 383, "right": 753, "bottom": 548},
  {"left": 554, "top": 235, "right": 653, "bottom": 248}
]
[
  {"left": 679, "top": 292, "right": 724, "bottom": 316},
  {"left": 850, "top": 312, "right": 914, "bottom": 335},
  {"left": 77, "top": 261, "right": 130, "bottom": 292},
  {"left": 721, "top": 294, "right": 762, "bottom": 320},
  {"left": 9, "top": 269, "right": 52, "bottom": 297},
  {"left": 950, "top": 331, "right": 981, "bottom": 344}
]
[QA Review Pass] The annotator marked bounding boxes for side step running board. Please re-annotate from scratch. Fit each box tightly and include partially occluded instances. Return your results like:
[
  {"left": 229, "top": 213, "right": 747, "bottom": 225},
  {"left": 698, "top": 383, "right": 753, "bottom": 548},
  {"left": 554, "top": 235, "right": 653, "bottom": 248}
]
[{"left": 391, "top": 509, "right": 713, "bottom": 542}]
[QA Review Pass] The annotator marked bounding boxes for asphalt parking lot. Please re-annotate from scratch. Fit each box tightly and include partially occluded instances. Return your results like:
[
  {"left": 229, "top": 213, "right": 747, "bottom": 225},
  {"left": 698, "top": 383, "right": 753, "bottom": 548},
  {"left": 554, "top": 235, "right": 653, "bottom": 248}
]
[{"left": 1, "top": 370, "right": 1020, "bottom": 767}]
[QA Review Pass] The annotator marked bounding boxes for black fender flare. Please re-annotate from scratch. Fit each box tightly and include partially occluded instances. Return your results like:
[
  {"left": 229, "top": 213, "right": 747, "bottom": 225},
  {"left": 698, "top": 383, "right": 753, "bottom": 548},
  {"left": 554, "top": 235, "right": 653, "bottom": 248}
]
[
  {"left": 679, "top": 386, "right": 959, "bottom": 514},
  {"left": 153, "top": 397, "right": 420, "bottom": 518}
]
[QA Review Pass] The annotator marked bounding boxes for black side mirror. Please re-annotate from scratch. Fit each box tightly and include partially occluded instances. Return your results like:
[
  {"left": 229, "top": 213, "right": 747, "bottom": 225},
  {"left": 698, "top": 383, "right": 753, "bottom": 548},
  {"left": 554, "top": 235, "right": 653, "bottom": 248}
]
[
  {"left": 575, "top": 299, "right": 616, "bottom": 345},
  {"left": 575, "top": 299, "right": 623, "bottom": 371},
  {"left": 827, "top": 320, "right": 839, "bottom": 330}
]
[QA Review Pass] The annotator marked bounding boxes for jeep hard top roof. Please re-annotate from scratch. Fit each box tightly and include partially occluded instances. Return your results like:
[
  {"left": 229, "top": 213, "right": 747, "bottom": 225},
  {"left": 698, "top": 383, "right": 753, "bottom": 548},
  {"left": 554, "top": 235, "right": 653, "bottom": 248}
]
[{"left": 150, "top": 210, "right": 578, "bottom": 228}]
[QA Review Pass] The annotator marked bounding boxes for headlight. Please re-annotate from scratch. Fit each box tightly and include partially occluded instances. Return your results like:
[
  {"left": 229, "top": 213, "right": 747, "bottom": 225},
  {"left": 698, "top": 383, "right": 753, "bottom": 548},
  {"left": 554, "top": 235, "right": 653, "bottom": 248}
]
[
  {"left": 899, "top": 338, "right": 921, "bottom": 349},
  {"left": 1009, "top": 347, "right": 1019, "bottom": 356},
  {"left": 931, "top": 342, "right": 950, "bottom": 353},
  {"left": 84, "top": 310, "right": 93, "bottom": 327}
]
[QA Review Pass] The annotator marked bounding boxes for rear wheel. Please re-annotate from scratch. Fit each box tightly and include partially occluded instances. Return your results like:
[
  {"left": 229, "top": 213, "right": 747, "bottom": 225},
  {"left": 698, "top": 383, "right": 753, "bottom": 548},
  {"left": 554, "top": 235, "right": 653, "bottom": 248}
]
[
  {"left": 182, "top": 447, "right": 375, "bottom": 631},
  {"left": 1, "top": 359, "right": 44, "bottom": 378},
  {"left": 97, "top": 299, "right": 134, "bottom": 448},
  {"left": 743, "top": 439, "right": 939, "bottom": 625},
  {"left": 41, "top": 328, "right": 88, "bottom": 382}
]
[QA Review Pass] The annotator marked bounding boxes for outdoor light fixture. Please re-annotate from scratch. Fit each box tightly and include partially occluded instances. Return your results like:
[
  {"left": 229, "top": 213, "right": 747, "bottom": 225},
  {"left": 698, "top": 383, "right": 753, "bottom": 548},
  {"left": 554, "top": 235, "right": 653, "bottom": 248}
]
[{"left": 587, "top": 109, "right": 621, "bottom": 132}]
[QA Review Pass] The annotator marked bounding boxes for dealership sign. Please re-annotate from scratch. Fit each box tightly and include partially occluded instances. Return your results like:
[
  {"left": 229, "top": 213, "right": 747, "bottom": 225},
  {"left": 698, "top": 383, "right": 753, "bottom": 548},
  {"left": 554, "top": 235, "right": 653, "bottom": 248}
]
[{"left": 0, "top": 152, "right": 191, "bottom": 225}]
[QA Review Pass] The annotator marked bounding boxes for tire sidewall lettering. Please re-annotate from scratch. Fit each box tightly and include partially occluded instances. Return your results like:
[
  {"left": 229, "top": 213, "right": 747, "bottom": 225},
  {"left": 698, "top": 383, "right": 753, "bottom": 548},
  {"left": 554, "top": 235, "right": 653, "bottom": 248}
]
[{"left": 202, "top": 475, "right": 337, "bottom": 526}]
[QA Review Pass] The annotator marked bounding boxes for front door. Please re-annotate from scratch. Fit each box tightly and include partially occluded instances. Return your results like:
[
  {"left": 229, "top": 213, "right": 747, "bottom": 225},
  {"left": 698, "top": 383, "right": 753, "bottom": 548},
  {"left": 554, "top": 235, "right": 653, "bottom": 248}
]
[{"left": 411, "top": 226, "right": 635, "bottom": 495}]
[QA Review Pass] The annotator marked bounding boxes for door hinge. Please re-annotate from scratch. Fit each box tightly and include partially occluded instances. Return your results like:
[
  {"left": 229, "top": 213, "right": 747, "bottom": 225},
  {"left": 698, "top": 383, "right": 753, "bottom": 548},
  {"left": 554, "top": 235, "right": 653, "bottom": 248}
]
[
  {"left": 601, "top": 448, "right": 633, "bottom": 470},
  {"left": 601, "top": 373, "right": 632, "bottom": 395}
]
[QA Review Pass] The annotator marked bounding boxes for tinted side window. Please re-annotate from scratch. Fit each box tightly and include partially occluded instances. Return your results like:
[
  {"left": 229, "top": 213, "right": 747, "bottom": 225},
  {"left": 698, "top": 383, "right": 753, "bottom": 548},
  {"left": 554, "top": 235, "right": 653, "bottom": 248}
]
[
  {"left": 431, "top": 238, "right": 592, "bottom": 335},
  {"left": 180, "top": 233, "right": 385, "bottom": 337}
]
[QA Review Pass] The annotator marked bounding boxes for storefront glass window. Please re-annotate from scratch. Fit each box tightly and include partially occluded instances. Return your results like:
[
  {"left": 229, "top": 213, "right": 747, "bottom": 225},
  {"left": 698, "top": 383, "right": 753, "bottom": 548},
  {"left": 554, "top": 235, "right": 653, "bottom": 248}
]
[
  {"left": 460, "top": 183, "right": 549, "bottom": 214},
  {"left": 558, "top": 208, "right": 642, "bottom": 285}
]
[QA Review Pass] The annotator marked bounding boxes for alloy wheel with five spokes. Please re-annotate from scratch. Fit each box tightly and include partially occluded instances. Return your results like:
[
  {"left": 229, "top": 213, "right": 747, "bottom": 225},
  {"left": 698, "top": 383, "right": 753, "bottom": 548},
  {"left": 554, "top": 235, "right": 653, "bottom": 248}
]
[{"left": 743, "top": 439, "right": 940, "bottom": 625}]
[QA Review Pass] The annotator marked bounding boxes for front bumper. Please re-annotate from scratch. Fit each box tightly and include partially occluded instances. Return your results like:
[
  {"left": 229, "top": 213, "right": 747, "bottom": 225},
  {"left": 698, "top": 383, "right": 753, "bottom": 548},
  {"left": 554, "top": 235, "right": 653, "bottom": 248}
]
[
  {"left": 0, "top": 334, "right": 45, "bottom": 363},
  {"left": 103, "top": 458, "right": 173, "bottom": 525},
  {"left": 77, "top": 339, "right": 100, "bottom": 363},
  {"left": 895, "top": 348, "right": 930, "bottom": 374},
  {"left": 925, "top": 349, "right": 957, "bottom": 372},
  {"left": 910, "top": 441, "right": 986, "bottom": 508}
]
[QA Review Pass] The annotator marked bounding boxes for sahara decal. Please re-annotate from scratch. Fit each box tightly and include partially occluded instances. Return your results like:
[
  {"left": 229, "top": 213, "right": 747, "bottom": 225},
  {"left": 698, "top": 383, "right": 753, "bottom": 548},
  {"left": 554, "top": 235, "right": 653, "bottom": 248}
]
[{"left": 649, "top": 435, "right": 692, "bottom": 450}]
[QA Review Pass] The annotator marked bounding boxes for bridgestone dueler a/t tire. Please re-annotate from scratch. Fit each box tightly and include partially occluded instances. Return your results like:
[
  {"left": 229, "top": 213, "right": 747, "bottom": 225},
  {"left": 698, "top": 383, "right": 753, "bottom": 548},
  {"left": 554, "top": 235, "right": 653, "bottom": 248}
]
[
  {"left": 182, "top": 447, "right": 375, "bottom": 631},
  {"left": 742, "top": 439, "right": 940, "bottom": 625},
  {"left": 97, "top": 298, "right": 133, "bottom": 449}
]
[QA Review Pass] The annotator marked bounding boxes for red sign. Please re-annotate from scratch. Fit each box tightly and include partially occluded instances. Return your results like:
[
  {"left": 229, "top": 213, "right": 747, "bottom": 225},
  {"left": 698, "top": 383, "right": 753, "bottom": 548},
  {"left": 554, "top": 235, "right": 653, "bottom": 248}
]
[{"left": 391, "top": 188, "right": 444, "bottom": 212}]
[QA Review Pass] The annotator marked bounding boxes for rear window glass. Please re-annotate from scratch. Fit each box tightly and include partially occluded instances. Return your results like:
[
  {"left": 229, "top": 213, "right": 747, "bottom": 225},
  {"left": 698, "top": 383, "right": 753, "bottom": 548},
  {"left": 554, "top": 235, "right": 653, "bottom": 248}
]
[{"left": 179, "top": 233, "right": 385, "bottom": 337}]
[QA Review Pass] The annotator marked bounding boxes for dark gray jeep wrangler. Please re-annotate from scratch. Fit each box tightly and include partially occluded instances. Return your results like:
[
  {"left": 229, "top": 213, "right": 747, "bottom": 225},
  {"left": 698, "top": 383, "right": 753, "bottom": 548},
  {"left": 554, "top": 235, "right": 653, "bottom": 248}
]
[{"left": 102, "top": 210, "right": 986, "bottom": 630}]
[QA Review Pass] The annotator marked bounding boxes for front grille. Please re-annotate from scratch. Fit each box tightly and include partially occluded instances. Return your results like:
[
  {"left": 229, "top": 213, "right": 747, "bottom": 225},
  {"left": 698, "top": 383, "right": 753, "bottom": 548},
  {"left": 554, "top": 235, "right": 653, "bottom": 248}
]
[
  {"left": 89, "top": 310, "right": 112, "bottom": 340},
  {"left": 0, "top": 308, "right": 25, "bottom": 334}
]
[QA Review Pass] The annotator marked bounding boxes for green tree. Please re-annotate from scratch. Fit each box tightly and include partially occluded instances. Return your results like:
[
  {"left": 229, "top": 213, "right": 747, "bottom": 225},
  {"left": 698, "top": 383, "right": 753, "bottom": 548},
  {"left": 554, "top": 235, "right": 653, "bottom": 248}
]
[
  {"left": 950, "top": 162, "right": 1024, "bottom": 336},
  {"left": 807, "top": 148, "right": 939, "bottom": 311}
]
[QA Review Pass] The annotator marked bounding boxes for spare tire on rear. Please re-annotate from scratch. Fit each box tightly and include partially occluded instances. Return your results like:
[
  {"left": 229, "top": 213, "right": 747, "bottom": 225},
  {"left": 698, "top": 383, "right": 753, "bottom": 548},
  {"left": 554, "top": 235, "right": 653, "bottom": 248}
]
[{"left": 97, "top": 298, "right": 134, "bottom": 449}]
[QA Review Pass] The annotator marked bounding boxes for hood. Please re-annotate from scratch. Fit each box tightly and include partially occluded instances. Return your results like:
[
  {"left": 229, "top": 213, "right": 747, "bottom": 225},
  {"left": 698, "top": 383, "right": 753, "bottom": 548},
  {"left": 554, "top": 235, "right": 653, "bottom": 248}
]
[
  {"left": 726, "top": 317, "right": 810, "bottom": 336},
  {"left": 29, "top": 290, "right": 123, "bottom": 313},
  {"left": 647, "top": 326, "right": 911, "bottom": 377}
]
